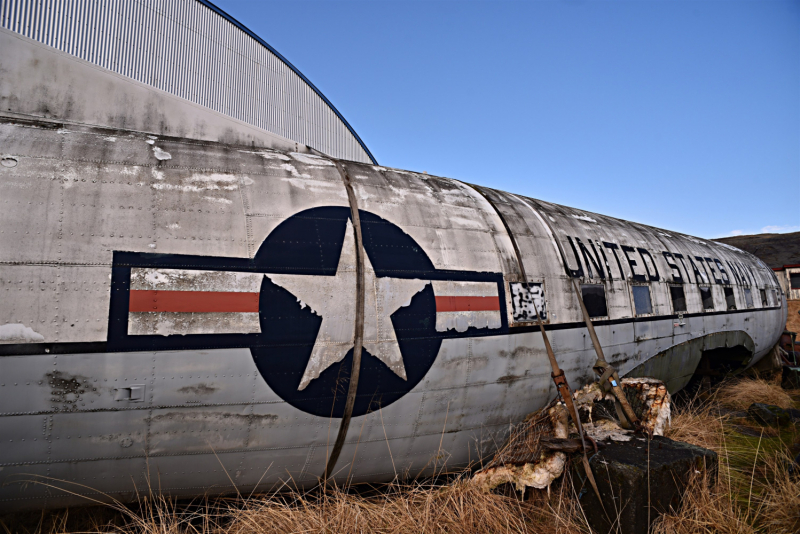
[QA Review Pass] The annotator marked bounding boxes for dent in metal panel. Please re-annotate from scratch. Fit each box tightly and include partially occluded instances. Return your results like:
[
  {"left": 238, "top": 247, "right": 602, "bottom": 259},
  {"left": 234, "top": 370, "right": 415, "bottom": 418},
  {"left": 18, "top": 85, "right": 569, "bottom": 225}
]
[
  {"left": 148, "top": 404, "right": 253, "bottom": 456},
  {"left": 149, "top": 348, "right": 260, "bottom": 407},
  {"left": 139, "top": 450, "right": 244, "bottom": 494},
  {"left": 48, "top": 409, "right": 149, "bottom": 462}
]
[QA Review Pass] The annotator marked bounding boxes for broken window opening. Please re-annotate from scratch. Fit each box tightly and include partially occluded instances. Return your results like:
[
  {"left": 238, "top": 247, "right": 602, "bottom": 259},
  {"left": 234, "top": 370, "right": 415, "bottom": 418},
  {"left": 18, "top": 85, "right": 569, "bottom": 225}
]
[
  {"left": 632, "top": 285, "right": 653, "bottom": 315},
  {"left": 744, "top": 288, "right": 754, "bottom": 309},
  {"left": 581, "top": 284, "right": 608, "bottom": 318},
  {"left": 760, "top": 289, "right": 767, "bottom": 308},
  {"left": 723, "top": 287, "right": 736, "bottom": 310},
  {"left": 669, "top": 285, "right": 687, "bottom": 312},
  {"left": 699, "top": 286, "right": 714, "bottom": 310},
  {"left": 791, "top": 273, "right": 800, "bottom": 290}
]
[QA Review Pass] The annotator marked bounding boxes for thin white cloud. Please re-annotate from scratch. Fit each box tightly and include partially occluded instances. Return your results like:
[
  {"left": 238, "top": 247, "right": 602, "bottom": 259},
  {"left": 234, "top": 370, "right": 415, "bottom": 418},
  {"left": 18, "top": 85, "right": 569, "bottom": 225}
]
[
  {"left": 760, "top": 225, "right": 800, "bottom": 234},
  {"left": 714, "top": 225, "right": 800, "bottom": 239}
]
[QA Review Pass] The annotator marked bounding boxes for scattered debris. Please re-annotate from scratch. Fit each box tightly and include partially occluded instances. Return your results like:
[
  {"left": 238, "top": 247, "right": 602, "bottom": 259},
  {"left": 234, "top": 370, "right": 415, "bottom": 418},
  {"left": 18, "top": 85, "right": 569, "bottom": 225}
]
[
  {"left": 472, "top": 403, "right": 570, "bottom": 492},
  {"left": 572, "top": 377, "right": 671, "bottom": 441},
  {"left": 473, "top": 377, "right": 671, "bottom": 492}
]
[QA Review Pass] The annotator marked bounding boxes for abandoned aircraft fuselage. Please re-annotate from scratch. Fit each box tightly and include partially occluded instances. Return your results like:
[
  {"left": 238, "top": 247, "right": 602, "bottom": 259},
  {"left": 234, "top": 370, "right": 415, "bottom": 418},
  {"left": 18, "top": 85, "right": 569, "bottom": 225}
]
[{"left": 0, "top": 117, "right": 786, "bottom": 510}]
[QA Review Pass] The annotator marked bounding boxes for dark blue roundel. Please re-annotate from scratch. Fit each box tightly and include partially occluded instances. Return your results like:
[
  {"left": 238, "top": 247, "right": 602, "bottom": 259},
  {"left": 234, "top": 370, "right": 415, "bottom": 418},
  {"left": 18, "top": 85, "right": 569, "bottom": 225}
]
[{"left": 250, "top": 206, "right": 442, "bottom": 418}]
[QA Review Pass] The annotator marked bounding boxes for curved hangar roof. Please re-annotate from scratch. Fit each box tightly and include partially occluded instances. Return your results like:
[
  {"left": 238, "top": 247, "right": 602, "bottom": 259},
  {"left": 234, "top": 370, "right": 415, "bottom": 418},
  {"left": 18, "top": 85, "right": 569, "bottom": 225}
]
[{"left": 0, "top": 0, "right": 375, "bottom": 164}]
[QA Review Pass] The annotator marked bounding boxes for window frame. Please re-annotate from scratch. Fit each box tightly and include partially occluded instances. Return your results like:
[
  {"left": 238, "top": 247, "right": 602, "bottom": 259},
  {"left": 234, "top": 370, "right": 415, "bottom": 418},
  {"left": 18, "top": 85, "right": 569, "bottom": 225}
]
[
  {"left": 669, "top": 284, "right": 687, "bottom": 313},
  {"left": 631, "top": 284, "right": 654, "bottom": 316},
  {"left": 580, "top": 283, "right": 609, "bottom": 319},
  {"left": 790, "top": 272, "right": 800, "bottom": 290},
  {"left": 743, "top": 288, "right": 754, "bottom": 309},
  {"left": 699, "top": 286, "right": 715, "bottom": 311},
  {"left": 723, "top": 286, "right": 737, "bottom": 311}
]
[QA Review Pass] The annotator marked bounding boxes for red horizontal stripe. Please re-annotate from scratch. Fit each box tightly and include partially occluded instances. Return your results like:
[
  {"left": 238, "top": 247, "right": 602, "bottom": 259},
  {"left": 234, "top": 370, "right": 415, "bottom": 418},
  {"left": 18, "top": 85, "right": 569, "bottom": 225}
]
[
  {"left": 129, "top": 290, "right": 259, "bottom": 313},
  {"left": 435, "top": 296, "right": 500, "bottom": 312}
]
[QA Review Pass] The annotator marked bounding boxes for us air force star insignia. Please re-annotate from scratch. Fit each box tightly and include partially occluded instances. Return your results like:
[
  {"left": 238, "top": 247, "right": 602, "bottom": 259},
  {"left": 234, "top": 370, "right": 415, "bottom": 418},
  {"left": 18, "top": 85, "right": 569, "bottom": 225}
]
[{"left": 267, "top": 220, "right": 429, "bottom": 391}]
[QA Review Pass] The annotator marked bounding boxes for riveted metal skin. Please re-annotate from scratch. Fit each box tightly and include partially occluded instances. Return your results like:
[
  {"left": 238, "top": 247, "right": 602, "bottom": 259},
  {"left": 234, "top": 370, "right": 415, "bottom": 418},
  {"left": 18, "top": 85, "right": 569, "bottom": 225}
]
[{"left": 0, "top": 115, "right": 787, "bottom": 511}]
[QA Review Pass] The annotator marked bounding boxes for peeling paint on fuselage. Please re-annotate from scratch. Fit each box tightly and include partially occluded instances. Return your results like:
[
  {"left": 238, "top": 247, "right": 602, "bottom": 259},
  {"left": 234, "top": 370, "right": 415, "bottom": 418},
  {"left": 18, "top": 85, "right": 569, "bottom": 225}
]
[{"left": 0, "top": 116, "right": 786, "bottom": 512}]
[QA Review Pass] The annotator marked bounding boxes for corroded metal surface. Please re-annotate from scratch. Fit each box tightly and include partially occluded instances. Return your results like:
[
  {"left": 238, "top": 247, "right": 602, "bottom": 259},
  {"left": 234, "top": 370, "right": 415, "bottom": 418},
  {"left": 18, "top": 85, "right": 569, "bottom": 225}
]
[{"left": 0, "top": 115, "right": 787, "bottom": 511}]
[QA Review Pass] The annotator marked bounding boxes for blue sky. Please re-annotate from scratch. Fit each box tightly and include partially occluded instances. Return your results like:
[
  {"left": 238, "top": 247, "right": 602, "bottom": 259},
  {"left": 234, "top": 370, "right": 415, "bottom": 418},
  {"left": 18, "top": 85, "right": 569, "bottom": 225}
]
[{"left": 214, "top": 0, "right": 799, "bottom": 239}]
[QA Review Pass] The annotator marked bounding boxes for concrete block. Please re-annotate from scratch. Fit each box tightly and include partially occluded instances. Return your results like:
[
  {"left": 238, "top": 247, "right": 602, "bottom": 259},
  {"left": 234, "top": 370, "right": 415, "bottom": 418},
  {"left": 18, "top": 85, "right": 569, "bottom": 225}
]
[{"left": 573, "top": 435, "right": 717, "bottom": 534}]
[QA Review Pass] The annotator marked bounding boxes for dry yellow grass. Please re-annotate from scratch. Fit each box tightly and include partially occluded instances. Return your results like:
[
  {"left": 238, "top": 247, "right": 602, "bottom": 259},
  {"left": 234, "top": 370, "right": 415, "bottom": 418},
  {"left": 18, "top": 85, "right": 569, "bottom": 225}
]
[
  {"left": 752, "top": 452, "right": 800, "bottom": 534},
  {"left": 714, "top": 378, "right": 794, "bottom": 411},
  {"left": 654, "top": 376, "right": 800, "bottom": 534},
  {"left": 650, "top": 474, "right": 755, "bottom": 534},
  {"left": 665, "top": 400, "right": 726, "bottom": 453},
  {"left": 3, "top": 376, "right": 797, "bottom": 534},
  {"left": 222, "top": 479, "right": 589, "bottom": 534},
  {"left": 1, "top": 478, "right": 590, "bottom": 534}
]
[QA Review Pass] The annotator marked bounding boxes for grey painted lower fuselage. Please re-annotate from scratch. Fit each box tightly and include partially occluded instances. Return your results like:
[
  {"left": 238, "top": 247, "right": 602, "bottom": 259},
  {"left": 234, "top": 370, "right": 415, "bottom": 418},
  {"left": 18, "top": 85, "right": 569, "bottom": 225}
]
[{"left": 0, "top": 116, "right": 786, "bottom": 511}]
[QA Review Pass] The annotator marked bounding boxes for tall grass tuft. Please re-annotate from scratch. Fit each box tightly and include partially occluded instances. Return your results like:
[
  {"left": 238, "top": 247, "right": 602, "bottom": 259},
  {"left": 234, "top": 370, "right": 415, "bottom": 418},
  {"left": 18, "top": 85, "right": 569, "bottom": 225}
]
[
  {"left": 223, "top": 477, "right": 589, "bottom": 534},
  {"left": 714, "top": 378, "right": 794, "bottom": 411}
]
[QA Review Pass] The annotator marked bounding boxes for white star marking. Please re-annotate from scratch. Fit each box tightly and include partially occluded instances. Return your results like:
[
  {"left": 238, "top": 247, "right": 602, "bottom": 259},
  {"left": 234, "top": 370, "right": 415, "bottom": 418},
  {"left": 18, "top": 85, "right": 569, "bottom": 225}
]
[{"left": 267, "top": 220, "right": 429, "bottom": 391}]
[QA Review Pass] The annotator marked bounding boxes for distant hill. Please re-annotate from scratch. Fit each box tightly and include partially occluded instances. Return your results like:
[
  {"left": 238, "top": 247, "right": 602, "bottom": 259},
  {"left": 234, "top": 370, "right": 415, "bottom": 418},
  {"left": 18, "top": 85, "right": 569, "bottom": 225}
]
[{"left": 713, "top": 232, "right": 800, "bottom": 269}]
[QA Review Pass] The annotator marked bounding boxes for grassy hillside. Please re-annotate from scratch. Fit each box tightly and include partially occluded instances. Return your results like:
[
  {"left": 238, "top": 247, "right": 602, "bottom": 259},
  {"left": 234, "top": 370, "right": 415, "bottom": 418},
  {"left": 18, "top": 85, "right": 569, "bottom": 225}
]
[{"left": 714, "top": 232, "right": 800, "bottom": 269}]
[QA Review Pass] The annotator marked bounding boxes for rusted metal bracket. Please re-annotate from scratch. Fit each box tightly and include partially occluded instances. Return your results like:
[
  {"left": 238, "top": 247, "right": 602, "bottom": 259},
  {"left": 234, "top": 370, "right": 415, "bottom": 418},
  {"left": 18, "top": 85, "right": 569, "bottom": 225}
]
[
  {"left": 466, "top": 184, "right": 604, "bottom": 504},
  {"left": 510, "top": 194, "right": 639, "bottom": 430},
  {"left": 567, "top": 277, "right": 641, "bottom": 430},
  {"left": 323, "top": 161, "right": 366, "bottom": 481}
]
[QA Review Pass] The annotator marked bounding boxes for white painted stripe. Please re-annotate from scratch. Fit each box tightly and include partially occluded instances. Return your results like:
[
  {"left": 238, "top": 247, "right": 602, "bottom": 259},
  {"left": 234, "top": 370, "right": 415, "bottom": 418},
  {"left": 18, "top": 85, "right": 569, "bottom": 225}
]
[
  {"left": 130, "top": 268, "right": 263, "bottom": 292},
  {"left": 431, "top": 281, "right": 501, "bottom": 332},
  {"left": 434, "top": 310, "right": 501, "bottom": 333},
  {"left": 128, "top": 269, "right": 263, "bottom": 335},
  {"left": 128, "top": 311, "right": 260, "bottom": 336},
  {"left": 431, "top": 280, "right": 498, "bottom": 297}
]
